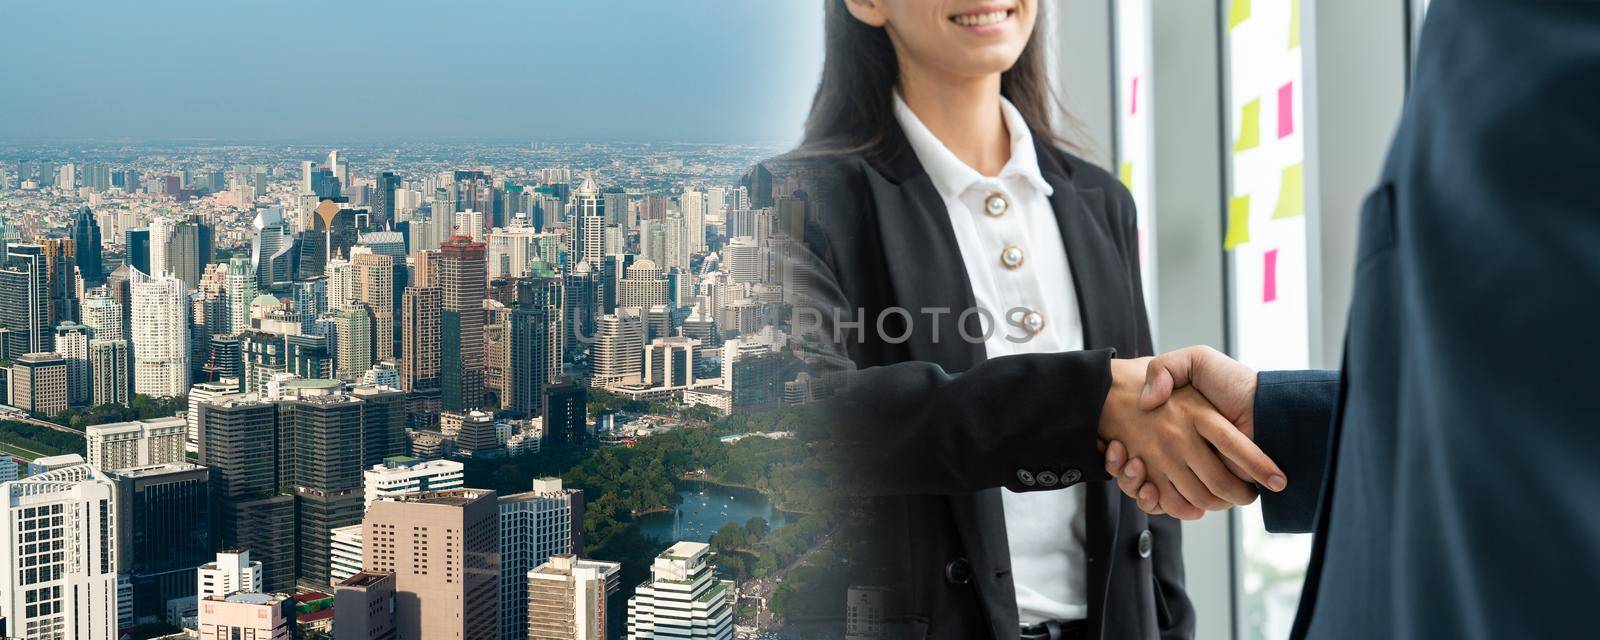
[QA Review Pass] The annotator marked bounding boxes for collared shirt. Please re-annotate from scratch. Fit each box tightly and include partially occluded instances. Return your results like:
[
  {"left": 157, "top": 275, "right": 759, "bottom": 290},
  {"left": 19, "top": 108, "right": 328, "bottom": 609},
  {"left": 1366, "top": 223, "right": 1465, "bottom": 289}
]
[{"left": 893, "top": 92, "right": 1088, "bottom": 625}]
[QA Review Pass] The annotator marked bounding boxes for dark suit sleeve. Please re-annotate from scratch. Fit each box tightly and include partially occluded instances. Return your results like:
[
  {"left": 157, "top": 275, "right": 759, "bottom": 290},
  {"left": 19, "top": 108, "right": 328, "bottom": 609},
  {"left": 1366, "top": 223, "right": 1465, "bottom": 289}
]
[
  {"left": 1253, "top": 370, "right": 1339, "bottom": 533},
  {"left": 784, "top": 168, "right": 1119, "bottom": 497}
]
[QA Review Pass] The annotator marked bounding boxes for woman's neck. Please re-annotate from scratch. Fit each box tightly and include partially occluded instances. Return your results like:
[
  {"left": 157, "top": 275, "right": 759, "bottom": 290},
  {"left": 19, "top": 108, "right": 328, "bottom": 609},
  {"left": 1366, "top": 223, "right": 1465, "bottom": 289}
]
[{"left": 899, "top": 68, "right": 1011, "bottom": 176}]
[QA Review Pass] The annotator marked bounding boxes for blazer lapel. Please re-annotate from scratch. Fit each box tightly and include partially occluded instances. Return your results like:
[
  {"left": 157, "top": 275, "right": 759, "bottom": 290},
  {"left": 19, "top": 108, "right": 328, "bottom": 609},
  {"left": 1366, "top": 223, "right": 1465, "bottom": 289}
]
[{"left": 865, "top": 131, "right": 1012, "bottom": 639}]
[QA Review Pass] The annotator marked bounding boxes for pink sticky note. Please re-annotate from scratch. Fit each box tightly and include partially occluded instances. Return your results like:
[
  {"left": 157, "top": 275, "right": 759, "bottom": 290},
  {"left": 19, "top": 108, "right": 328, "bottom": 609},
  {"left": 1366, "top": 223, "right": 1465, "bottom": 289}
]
[
  {"left": 1263, "top": 249, "right": 1279, "bottom": 302},
  {"left": 1130, "top": 76, "right": 1140, "bottom": 115},
  {"left": 1277, "top": 82, "right": 1294, "bottom": 139}
]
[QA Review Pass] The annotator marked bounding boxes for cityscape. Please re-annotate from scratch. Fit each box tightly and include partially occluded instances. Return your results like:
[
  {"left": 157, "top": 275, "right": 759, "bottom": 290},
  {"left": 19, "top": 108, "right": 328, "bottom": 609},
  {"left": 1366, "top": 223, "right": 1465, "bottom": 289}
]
[{"left": 0, "top": 139, "right": 847, "bottom": 639}]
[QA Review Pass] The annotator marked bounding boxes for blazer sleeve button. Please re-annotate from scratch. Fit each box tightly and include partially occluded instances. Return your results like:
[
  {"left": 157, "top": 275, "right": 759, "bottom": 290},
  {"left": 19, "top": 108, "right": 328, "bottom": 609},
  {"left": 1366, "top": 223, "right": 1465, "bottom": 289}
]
[
  {"left": 1016, "top": 469, "right": 1036, "bottom": 487},
  {"left": 945, "top": 557, "right": 973, "bottom": 585},
  {"left": 1036, "top": 471, "right": 1059, "bottom": 487},
  {"left": 1137, "top": 529, "right": 1153, "bottom": 559},
  {"left": 1062, "top": 468, "right": 1082, "bottom": 485}
]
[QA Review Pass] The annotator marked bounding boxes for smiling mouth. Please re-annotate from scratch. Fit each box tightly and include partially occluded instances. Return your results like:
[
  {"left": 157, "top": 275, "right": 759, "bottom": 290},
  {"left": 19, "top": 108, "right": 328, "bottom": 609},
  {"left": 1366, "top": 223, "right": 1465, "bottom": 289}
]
[{"left": 950, "top": 8, "right": 1015, "bottom": 28}]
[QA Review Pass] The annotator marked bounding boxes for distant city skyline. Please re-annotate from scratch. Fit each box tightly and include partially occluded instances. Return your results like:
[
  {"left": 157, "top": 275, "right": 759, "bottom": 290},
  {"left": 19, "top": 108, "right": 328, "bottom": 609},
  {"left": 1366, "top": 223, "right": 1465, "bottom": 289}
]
[{"left": 0, "top": 1, "right": 824, "bottom": 144}]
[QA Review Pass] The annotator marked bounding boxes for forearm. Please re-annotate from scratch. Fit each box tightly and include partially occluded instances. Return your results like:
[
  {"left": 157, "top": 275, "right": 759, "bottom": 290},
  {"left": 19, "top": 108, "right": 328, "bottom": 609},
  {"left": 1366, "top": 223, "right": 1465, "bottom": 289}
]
[
  {"left": 822, "top": 349, "right": 1118, "bottom": 496},
  {"left": 1253, "top": 369, "right": 1340, "bottom": 533}
]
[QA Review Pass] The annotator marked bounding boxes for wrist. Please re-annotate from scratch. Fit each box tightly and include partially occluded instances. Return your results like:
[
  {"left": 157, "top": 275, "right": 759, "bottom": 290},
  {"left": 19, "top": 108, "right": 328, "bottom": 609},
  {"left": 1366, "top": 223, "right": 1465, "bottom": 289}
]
[{"left": 1099, "top": 357, "right": 1151, "bottom": 440}]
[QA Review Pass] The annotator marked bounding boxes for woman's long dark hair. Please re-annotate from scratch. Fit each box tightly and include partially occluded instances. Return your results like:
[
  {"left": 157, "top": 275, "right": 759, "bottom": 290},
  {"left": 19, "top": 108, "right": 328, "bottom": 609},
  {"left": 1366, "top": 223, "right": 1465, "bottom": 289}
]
[{"left": 800, "top": 0, "right": 1073, "bottom": 157}]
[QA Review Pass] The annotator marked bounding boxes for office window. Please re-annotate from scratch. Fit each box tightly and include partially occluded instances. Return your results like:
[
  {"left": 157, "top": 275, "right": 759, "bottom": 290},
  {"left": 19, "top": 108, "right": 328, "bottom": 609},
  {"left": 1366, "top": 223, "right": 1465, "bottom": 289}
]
[
  {"left": 1222, "top": 1, "right": 1313, "bottom": 639},
  {"left": 1114, "top": 0, "right": 1156, "bottom": 307}
]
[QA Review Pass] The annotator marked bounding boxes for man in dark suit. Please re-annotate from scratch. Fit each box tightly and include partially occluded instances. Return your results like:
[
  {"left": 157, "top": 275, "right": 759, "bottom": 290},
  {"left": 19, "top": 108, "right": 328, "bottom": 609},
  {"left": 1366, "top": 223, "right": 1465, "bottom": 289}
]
[{"left": 1108, "top": 1, "right": 1600, "bottom": 637}]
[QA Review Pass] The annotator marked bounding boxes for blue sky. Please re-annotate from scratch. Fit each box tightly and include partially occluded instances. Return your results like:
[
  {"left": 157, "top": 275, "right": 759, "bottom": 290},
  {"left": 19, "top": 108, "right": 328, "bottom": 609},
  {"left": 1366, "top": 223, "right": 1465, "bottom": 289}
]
[{"left": 0, "top": 1, "right": 825, "bottom": 144}]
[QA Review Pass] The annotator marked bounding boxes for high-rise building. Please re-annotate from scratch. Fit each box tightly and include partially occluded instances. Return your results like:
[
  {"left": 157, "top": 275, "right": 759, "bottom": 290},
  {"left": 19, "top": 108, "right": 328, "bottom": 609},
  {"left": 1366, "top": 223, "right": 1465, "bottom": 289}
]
[
  {"left": 625, "top": 541, "right": 735, "bottom": 640},
  {"left": 280, "top": 393, "right": 366, "bottom": 589},
  {"left": 197, "top": 549, "right": 262, "bottom": 599},
  {"left": 88, "top": 338, "right": 130, "bottom": 406},
  {"left": 506, "top": 284, "right": 560, "bottom": 417},
  {"left": 572, "top": 177, "right": 606, "bottom": 265},
  {"left": 591, "top": 311, "right": 643, "bottom": 388},
  {"left": 188, "top": 379, "right": 240, "bottom": 455},
  {"left": 131, "top": 273, "right": 190, "bottom": 397},
  {"left": 438, "top": 235, "right": 487, "bottom": 412},
  {"left": 197, "top": 592, "right": 295, "bottom": 640},
  {"left": 362, "top": 457, "right": 465, "bottom": 509},
  {"left": 372, "top": 172, "right": 400, "bottom": 230},
  {"left": 363, "top": 489, "right": 500, "bottom": 640},
  {"left": 110, "top": 463, "right": 211, "bottom": 625},
  {"left": 449, "top": 409, "right": 500, "bottom": 456},
  {"left": 499, "top": 478, "right": 585, "bottom": 639},
  {"left": 226, "top": 256, "right": 257, "bottom": 335},
  {"left": 167, "top": 216, "right": 214, "bottom": 291},
  {"left": 84, "top": 416, "right": 186, "bottom": 471},
  {"left": 542, "top": 382, "right": 588, "bottom": 446},
  {"left": 0, "top": 244, "right": 51, "bottom": 357},
  {"left": 528, "top": 554, "right": 622, "bottom": 640},
  {"left": 197, "top": 396, "right": 297, "bottom": 592},
  {"left": 643, "top": 336, "right": 699, "bottom": 388},
  {"left": 55, "top": 321, "right": 93, "bottom": 405},
  {"left": 352, "top": 385, "right": 408, "bottom": 471},
  {"left": 333, "top": 305, "right": 374, "bottom": 381},
  {"left": 0, "top": 464, "right": 120, "bottom": 640},
  {"left": 351, "top": 252, "right": 395, "bottom": 362},
  {"left": 400, "top": 286, "right": 441, "bottom": 393},
  {"left": 71, "top": 206, "right": 104, "bottom": 284},
  {"left": 11, "top": 352, "right": 68, "bottom": 416},
  {"left": 252, "top": 207, "right": 297, "bottom": 289},
  {"left": 82, "top": 290, "right": 123, "bottom": 341},
  {"left": 724, "top": 237, "right": 760, "bottom": 284},
  {"left": 126, "top": 230, "right": 152, "bottom": 280},
  {"left": 334, "top": 571, "right": 398, "bottom": 640}
]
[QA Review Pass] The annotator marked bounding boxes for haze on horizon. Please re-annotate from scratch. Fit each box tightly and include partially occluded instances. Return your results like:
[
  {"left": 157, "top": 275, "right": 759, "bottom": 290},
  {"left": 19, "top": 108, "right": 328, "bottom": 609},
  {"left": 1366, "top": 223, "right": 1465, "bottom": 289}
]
[{"left": 0, "top": 0, "right": 824, "bottom": 145}]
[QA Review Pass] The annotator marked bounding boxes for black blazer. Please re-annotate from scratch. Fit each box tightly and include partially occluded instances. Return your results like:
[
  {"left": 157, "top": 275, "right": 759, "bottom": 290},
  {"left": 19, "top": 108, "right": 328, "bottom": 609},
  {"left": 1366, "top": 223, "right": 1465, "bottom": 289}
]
[
  {"left": 1247, "top": 2, "right": 1600, "bottom": 638},
  {"left": 769, "top": 124, "right": 1194, "bottom": 639}
]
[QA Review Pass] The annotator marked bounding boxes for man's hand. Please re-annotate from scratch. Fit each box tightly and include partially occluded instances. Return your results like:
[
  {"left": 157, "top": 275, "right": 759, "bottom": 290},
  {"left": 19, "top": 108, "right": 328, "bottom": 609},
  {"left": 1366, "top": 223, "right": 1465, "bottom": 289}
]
[
  {"left": 1104, "top": 347, "right": 1284, "bottom": 516},
  {"left": 1098, "top": 358, "right": 1284, "bottom": 520}
]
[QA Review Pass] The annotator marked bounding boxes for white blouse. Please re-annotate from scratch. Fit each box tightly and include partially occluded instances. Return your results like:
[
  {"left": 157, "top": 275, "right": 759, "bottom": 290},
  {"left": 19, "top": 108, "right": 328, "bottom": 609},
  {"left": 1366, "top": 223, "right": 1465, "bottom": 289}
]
[{"left": 893, "top": 92, "right": 1088, "bottom": 624}]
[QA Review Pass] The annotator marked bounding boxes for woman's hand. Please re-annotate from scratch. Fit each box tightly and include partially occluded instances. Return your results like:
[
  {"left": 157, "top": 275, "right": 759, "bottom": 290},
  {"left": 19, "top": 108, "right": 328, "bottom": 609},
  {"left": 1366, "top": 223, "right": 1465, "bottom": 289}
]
[{"left": 1098, "top": 358, "right": 1284, "bottom": 520}]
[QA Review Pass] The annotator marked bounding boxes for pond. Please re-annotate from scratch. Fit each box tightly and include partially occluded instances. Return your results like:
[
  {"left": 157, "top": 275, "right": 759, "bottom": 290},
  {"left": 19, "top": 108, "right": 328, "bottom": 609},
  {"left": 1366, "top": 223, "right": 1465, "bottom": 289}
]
[{"left": 636, "top": 480, "right": 792, "bottom": 545}]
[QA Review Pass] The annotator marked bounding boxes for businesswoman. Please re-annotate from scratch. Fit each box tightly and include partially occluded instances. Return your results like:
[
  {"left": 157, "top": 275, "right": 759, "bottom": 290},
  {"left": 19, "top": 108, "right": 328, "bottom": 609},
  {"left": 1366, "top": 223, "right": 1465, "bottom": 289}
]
[{"left": 768, "top": 1, "right": 1283, "bottom": 638}]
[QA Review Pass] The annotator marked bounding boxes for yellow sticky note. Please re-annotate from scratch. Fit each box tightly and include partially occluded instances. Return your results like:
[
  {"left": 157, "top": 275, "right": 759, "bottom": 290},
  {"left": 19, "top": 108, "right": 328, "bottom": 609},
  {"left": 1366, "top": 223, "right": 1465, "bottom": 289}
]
[
  {"left": 1234, "top": 99, "right": 1261, "bottom": 153},
  {"left": 1228, "top": 0, "right": 1252, "bottom": 30},
  {"left": 1119, "top": 162, "right": 1134, "bottom": 190},
  {"left": 1288, "top": 0, "right": 1302, "bottom": 50},
  {"left": 1273, "top": 163, "right": 1305, "bottom": 219},
  {"left": 1224, "top": 195, "right": 1252, "bottom": 250}
]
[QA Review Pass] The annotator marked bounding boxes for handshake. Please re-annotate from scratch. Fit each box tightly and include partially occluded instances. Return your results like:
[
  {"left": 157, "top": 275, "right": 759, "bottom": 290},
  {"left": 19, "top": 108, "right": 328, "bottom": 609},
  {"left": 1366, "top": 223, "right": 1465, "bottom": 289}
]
[{"left": 1096, "top": 346, "right": 1282, "bottom": 520}]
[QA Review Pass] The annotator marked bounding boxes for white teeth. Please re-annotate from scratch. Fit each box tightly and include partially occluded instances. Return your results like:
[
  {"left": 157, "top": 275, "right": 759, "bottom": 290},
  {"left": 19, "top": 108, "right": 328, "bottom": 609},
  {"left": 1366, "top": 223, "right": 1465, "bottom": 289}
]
[{"left": 953, "top": 10, "right": 1010, "bottom": 27}]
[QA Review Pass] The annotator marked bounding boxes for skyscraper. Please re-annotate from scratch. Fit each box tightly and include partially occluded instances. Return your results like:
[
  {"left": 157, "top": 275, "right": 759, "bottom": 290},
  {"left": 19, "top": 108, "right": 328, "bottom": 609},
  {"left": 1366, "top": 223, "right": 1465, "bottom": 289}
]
[
  {"left": 0, "top": 244, "right": 51, "bottom": 357},
  {"left": 438, "top": 235, "right": 487, "bottom": 412},
  {"left": 251, "top": 207, "right": 296, "bottom": 289},
  {"left": 88, "top": 338, "right": 130, "bottom": 407},
  {"left": 528, "top": 554, "right": 621, "bottom": 640},
  {"left": 281, "top": 393, "right": 366, "bottom": 589},
  {"left": 591, "top": 310, "right": 644, "bottom": 388},
  {"left": 507, "top": 280, "right": 560, "bottom": 417},
  {"left": 55, "top": 321, "right": 92, "bottom": 406},
  {"left": 572, "top": 177, "right": 606, "bottom": 265},
  {"left": 372, "top": 171, "right": 400, "bottom": 230},
  {"left": 167, "top": 216, "right": 214, "bottom": 291},
  {"left": 12, "top": 352, "right": 68, "bottom": 416},
  {"left": 71, "top": 206, "right": 104, "bottom": 284},
  {"left": 542, "top": 382, "right": 588, "bottom": 446},
  {"left": 364, "top": 489, "right": 500, "bottom": 640},
  {"left": 399, "top": 286, "right": 440, "bottom": 393},
  {"left": 126, "top": 228, "right": 152, "bottom": 276},
  {"left": 351, "top": 252, "right": 395, "bottom": 362},
  {"left": 131, "top": 273, "right": 190, "bottom": 397},
  {"left": 625, "top": 541, "right": 735, "bottom": 640},
  {"left": 197, "top": 396, "right": 297, "bottom": 592},
  {"left": 110, "top": 463, "right": 212, "bottom": 625},
  {"left": 226, "top": 256, "right": 257, "bottom": 335},
  {"left": 499, "top": 478, "right": 585, "bottom": 639},
  {"left": 0, "top": 464, "right": 121, "bottom": 640}
]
